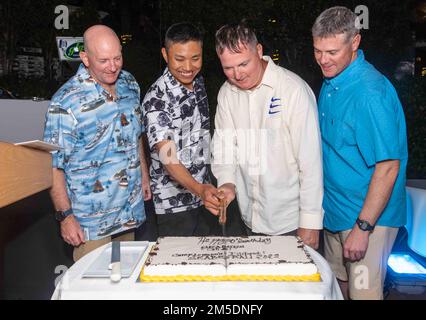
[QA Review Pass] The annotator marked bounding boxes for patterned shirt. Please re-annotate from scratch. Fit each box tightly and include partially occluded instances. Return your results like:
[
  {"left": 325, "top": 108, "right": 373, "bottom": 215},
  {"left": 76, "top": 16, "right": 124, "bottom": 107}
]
[
  {"left": 142, "top": 68, "right": 210, "bottom": 214},
  {"left": 43, "top": 64, "right": 146, "bottom": 240}
]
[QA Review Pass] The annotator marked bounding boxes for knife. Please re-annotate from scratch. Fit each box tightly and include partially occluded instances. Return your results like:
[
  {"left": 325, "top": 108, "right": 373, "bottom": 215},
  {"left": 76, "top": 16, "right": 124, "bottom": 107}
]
[
  {"left": 218, "top": 194, "right": 228, "bottom": 268},
  {"left": 110, "top": 241, "right": 121, "bottom": 282}
]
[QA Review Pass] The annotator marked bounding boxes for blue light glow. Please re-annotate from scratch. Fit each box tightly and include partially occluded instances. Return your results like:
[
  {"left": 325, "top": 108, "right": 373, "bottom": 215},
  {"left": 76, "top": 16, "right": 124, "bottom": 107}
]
[{"left": 388, "top": 253, "right": 426, "bottom": 274}]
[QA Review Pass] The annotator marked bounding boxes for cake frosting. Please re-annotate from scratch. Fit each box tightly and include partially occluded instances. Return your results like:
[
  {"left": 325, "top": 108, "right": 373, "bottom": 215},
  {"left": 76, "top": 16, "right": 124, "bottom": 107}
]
[{"left": 140, "top": 236, "right": 320, "bottom": 282}]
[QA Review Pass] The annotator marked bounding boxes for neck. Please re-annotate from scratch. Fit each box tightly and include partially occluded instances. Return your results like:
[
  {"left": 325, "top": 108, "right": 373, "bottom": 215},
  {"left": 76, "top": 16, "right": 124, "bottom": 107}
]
[
  {"left": 351, "top": 50, "right": 358, "bottom": 63},
  {"left": 251, "top": 58, "right": 268, "bottom": 89},
  {"left": 183, "top": 83, "right": 193, "bottom": 91},
  {"left": 101, "top": 84, "right": 116, "bottom": 98},
  {"left": 86, "top": 68, "right": 117, "bottom": 98}
]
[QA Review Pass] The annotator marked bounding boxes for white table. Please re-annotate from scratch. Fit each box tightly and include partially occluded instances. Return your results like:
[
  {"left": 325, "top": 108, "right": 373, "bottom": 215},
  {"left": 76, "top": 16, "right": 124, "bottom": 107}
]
[{"left": 52, "top": 241, "right": 343, "bottom": 300}]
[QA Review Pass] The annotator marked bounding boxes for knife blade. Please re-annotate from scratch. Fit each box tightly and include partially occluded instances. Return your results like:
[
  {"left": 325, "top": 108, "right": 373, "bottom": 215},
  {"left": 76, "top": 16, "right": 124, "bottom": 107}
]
[
  {"left": 110, "top": 241, "right": 121, "bottom": 282},
  {"left": 218, "top": 195, "right": 228, "bottom": 268}
]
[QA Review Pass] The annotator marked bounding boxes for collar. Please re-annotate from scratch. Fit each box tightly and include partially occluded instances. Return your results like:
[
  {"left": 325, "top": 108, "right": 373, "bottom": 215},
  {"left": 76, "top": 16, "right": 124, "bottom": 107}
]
[
  {"left": 76, "top": 63, "right": 95, "bottom": 81},
  {"left": 260, "top": 56, "right": 277, "bottom": 88},
  {"left": 229, "top": 55, "right": 276, "bottom": 92},
  {"left": 75, "top": 63, "right": 124, "bottom": 100},
  {"left": 324, "top": 49, "right": 365, "bottom": 89}
]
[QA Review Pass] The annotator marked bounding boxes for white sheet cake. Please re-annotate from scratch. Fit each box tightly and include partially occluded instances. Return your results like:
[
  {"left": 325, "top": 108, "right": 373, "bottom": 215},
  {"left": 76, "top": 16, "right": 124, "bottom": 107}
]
[{"left": 140, "top": 236, "right": 320, "bottom": 282}]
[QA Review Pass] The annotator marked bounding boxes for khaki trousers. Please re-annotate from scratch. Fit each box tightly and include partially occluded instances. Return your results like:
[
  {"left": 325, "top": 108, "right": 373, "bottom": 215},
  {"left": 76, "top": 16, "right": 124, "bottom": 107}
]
[
  {"left": 73, "top": 230, "right": 135, "bottom": 262},
  {"left": 324, "top": 226, "right": 398, "bottom": 300}
]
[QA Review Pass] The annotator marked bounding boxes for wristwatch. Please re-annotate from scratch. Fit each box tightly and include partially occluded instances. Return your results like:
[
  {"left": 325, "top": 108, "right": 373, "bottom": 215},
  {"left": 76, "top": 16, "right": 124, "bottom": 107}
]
[
  {"left": 356, "top": 218, "right": 375, "bottom": 232},
  {"left": 55, "top": 208, "right": 73, "bottom": 222}
]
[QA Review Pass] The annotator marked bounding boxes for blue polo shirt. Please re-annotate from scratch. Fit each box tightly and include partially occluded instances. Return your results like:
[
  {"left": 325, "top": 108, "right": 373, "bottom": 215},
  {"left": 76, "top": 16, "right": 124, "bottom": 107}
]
[{"left": 318, "top": 50, "right": 408, "bottom": 232}]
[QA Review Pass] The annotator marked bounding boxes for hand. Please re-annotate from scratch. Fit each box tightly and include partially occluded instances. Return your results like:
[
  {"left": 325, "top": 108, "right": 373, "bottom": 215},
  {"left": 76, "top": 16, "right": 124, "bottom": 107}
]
[
  {"left": 198, "top": 184, "right": 221, "bottom": 215},
  {"left": 343, "top": 226, "right": 370, "bottom": 262},
  {"left": 60, "top": 215, "right": 85, "bottom": 247},
  {"left": 142, "top": 176, "right": 152, "bottom": 201},
  {"left": 216, "top": 183, "right": 236, "bottom": 214},
  {"left": 297, "top": 228, "right": 320, "bottom": 250}
]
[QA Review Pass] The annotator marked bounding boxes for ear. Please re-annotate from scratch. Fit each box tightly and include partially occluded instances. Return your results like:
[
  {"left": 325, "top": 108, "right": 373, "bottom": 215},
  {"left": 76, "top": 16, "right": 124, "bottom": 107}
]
[
  {"left": 256, "top": 43, "right": 263, "bottom": 59},
  {"left": 352, "top": 34, "right": 361, "bottom": 52},
  {"left": 161, "top": 47, "right": 168, "bottom": 64},
  {"left": 80, "top": 51, "right": 89, "bottom": 67}
]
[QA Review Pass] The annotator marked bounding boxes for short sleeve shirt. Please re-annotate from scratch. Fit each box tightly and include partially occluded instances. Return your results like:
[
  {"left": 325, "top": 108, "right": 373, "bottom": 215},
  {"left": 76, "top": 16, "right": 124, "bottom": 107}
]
[
  {"left": 142, "top": 68, "right": 210, "bottom": 214},
  {"left": 43, "top": 64, "right": 146, "bottom": 240},
  {"left": 318, "top": 50, "right": 408, "bottom": 232}
]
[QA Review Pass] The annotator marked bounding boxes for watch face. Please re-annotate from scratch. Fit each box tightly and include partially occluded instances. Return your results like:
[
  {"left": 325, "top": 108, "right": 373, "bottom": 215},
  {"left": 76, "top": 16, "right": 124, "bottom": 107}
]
[{"left": 357, "top": 219, "right": 373, "bottom": 231}]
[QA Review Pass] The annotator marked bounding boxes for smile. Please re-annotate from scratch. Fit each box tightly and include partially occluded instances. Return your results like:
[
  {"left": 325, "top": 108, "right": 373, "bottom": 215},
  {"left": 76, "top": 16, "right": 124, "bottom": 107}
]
[{"left": 178, "top": 71, "right": 194, "bottom": 77}]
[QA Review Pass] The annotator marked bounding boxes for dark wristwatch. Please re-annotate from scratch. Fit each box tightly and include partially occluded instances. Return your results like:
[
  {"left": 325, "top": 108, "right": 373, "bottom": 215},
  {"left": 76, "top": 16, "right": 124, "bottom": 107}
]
[
  {"left": 55, "top": 208, "right": 73, "bottom": 222},
  {"left": 356, "top": 218, "right": 375, "bottom": 232}
]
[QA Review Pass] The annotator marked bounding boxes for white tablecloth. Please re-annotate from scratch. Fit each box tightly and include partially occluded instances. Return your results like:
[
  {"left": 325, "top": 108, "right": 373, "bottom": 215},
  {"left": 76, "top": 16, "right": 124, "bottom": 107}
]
[{"left": 52, "top": 241, "right": 343, "bottom": 300}]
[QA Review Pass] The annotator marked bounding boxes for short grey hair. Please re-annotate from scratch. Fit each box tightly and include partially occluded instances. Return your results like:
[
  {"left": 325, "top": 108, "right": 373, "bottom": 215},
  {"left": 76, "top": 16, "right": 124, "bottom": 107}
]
[
  {"left": 312, "top": 6, "right": 360, "bottom": 42},
  {"left": 215, "top": 22, "right": 258, "bottom": 55}
]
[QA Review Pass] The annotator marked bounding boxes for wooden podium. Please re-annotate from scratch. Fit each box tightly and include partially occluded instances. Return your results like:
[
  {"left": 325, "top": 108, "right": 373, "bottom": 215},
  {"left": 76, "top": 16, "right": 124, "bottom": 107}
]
[
  {"left": 0, "top": 141, "right": 52, "bottom": 208},
  {"left": 0, "top": 141, "right": 54, "bottom": 298}
]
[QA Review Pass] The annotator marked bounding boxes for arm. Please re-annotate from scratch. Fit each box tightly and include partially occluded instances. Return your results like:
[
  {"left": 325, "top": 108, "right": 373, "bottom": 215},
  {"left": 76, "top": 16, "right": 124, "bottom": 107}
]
[
  {"left": 156, "top": 140, "right": 221, "bottom": 213},
  {"left": 344, "top": 159, "right": 400, "bottom": 261},
  {"left": 139, "top": 135, "right": 152, "bottom": 200},
  {"left": 289, "top": 86, "right": 324, "bottom": 249},
  {"left": 50, "top": 168, "right": 85, "bottom": 247},
  {"left": 43, "top": 100, "right": 83, "bottom": 246},
  {"left": 211, "top": 90, "right": 237, "bottom": 211}
]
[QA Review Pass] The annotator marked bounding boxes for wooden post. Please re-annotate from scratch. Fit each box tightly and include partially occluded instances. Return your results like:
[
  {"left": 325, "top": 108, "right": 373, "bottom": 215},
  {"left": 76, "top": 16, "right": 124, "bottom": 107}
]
[{"left": 0, "top": 142, "right": 52, "bottom": 208}]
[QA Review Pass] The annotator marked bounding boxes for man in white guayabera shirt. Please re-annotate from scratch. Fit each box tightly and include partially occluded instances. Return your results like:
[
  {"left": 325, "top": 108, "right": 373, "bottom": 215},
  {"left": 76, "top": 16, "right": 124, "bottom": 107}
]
[{"left": 210, "top": 22, "right": 324, "bottom": 249}]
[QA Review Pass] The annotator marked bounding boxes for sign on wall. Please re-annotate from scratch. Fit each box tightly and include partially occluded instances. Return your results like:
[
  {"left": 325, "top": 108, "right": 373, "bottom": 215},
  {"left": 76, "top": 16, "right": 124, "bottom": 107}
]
[{"left": 56, "top": 37, "right": 84, "bottom": 61}]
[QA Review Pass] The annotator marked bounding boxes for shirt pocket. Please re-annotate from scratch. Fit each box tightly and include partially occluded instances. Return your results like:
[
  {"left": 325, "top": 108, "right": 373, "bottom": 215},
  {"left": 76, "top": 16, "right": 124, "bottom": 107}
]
[{"left": 322, "top": 118, "right": 356, "bottom": 150}]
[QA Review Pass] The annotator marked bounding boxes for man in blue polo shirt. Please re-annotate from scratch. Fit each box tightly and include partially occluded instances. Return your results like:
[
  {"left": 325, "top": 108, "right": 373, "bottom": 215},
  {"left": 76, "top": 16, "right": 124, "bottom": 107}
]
[{"left": 312, "top": 7, "right": 408, "bottom": 299}]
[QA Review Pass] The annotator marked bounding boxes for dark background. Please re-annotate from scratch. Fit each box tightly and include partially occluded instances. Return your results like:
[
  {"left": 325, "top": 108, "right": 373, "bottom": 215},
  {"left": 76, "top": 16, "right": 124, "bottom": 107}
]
[
  {"left": 1, "top": 0, "right": 425, "bottom": 177},
  {"left": 0, "top": 0, "right": 425, "bottom": 299}
]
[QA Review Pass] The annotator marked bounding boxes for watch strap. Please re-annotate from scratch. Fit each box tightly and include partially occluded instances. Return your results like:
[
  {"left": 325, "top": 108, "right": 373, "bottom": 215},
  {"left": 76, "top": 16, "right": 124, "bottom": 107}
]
[
  {"left": 63, "top": 208, "right": 73, "bottom": 216},
  {"left": 356, "top": 218, "right": 375, "bottom": 231},
  {"left": 55, "top": 208, "right": 73, "bottom": 222}
]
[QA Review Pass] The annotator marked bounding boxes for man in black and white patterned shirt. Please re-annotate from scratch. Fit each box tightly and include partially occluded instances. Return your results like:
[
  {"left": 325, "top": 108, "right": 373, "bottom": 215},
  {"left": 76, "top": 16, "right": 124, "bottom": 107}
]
[{"left": 142, "top": 22, "right": 221, "bottom": 236}]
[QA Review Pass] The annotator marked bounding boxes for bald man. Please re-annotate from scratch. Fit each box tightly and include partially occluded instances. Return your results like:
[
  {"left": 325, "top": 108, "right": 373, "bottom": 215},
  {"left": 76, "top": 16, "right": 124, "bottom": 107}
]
[{"left": 44, "top": 25, "right": 151, "bottom": 261}]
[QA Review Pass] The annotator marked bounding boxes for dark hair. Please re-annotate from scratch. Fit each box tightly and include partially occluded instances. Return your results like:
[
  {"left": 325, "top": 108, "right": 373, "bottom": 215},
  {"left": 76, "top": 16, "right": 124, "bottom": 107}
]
[
  {"left": 164, "top": 22, "right": 203, "bottom": 49},
  {"left": 215, "top": 22, "right": 258, "bottom": 54}
]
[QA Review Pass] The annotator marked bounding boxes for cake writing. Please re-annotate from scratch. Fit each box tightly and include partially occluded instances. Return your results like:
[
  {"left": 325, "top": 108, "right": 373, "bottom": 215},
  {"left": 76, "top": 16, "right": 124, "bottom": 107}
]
[
  {"left": 172, "top": 251, "right": 280, "bottom": 262},
  {"left": 197, "top": 236, "right": 272, "bottom": 246},
  {"left": 200, "top": 245, "right": 244, "bottom": 251}
]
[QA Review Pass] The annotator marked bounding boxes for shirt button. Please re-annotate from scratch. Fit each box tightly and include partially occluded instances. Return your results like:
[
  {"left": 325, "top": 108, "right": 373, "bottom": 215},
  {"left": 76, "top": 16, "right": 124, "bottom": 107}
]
[
  {"left": 322, "top": 113, "right": 325, "bottom": 117},
  {"left": 327, "top": 93, "right": 331, "bottom": 97}
]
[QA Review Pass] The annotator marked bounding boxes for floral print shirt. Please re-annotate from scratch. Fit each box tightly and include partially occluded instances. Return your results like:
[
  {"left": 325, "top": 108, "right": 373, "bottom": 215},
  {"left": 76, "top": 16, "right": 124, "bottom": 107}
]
[{"left": 142, "top": 68, "right": 210, "bottom": 214}]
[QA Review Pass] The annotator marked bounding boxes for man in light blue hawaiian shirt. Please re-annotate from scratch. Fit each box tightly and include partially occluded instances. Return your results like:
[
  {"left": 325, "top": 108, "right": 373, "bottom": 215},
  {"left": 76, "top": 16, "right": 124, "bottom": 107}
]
[
  {"left": 143, "top": 22, "right": 221, "bottom": 236},
  {"left": 44, "top": 25, "right": 151, "bottom": 261}
]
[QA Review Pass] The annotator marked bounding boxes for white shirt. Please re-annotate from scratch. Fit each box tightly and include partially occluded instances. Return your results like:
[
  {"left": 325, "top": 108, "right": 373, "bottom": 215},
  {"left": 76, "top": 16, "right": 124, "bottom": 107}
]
[{"left": 212, "top": 56, "right": 323, "bottom": 235}]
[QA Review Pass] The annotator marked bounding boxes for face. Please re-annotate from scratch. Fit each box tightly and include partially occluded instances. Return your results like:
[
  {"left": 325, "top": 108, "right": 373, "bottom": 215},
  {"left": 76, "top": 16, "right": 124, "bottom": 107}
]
[
  {"left": 162, "top": 40, "right": 202, "bottom": 90},
  {"left": 80, "top": 39, "right": 123, "bottom": 88},
  {"left": 218, "top": 43, "right": 265, "bottom": 90},
  {"left": 313, "top": 33, "right": 360, "bottom": 78}
]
